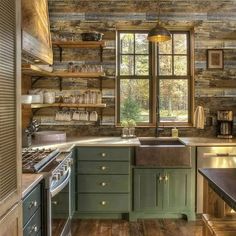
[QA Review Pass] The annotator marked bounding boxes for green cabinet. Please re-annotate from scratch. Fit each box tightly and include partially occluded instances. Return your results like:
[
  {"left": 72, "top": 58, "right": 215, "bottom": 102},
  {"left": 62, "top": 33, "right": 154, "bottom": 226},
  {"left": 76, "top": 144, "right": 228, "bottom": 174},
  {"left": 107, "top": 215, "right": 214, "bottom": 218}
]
[
  {"left": 23, "top": 182, "right": 42, "bottom": 236},
  {"left": 76, "top": 147, "right": 132, "bottom": 218},
  {"left": 133, "top": 168, "right": 195, "bottom": 220}
]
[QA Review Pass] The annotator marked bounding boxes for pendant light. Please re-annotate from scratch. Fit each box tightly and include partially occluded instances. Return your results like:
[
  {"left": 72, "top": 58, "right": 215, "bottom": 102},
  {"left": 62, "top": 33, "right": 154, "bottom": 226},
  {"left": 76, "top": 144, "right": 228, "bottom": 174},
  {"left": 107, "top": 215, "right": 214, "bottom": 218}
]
[{"left": 147, "top": 0, "right": 171, "bottom": 43}]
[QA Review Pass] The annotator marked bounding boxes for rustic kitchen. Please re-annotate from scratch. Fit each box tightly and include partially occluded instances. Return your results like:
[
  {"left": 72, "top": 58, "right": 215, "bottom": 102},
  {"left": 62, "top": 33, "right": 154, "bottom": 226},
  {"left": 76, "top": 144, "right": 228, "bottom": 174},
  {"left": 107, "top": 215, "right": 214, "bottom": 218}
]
[{"left": 1, "top": 0, "right": 236, "bottom": 235}]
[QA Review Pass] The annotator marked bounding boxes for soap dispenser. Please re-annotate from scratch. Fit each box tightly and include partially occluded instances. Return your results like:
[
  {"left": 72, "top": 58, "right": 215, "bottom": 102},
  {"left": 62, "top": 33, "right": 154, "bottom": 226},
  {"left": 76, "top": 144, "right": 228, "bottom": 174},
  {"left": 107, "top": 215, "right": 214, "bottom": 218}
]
[{"left": 171, "top": 127, "right": 179, "bottom": 137}]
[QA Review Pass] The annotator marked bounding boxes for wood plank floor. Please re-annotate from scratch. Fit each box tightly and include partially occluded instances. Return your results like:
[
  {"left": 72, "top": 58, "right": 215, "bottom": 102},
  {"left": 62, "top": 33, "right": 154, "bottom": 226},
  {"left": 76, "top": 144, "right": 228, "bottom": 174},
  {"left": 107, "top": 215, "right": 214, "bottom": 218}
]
[{"left": 71, "top": 219, "right": 203, "bottom": 236}]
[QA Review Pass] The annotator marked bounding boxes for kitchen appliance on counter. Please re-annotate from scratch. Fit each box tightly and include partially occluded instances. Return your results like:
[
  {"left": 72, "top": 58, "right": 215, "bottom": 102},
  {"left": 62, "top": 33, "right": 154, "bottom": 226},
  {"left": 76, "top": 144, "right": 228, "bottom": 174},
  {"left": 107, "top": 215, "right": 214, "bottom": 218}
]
[
  {"left": 197, "top": 146, "right": 236, "bottom": 213},
  {"left": 217, "top": 110, "right": 234, "bottom": 138},
  {"left": 22, "top": 148, "right": 73, "bottom": 236}
]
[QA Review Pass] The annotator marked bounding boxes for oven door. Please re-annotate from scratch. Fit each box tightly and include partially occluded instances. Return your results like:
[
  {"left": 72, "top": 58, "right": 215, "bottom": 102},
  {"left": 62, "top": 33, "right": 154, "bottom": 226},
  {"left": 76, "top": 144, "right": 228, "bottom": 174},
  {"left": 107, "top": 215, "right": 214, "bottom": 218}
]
[{"left": 51, "top": 168, "right": 71, "bottom": 236}]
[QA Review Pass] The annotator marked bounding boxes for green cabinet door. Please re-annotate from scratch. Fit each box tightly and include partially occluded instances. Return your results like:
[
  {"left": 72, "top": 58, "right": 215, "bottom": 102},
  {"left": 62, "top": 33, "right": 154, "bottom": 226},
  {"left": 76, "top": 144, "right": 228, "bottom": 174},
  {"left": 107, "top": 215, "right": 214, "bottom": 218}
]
[
  {"left": 163, "top": 169, "right": 192, "bottom": 212},
  {"left": 134, "top": 169, "right": 163, "bottom": 212}
]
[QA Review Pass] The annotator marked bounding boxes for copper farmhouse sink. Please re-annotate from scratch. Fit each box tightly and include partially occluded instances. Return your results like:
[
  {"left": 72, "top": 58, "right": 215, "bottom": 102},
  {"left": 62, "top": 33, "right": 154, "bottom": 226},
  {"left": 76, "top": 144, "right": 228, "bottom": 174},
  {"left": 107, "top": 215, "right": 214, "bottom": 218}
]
[{"left": 136, "top": 137, "right": 191, "bottom": 167}]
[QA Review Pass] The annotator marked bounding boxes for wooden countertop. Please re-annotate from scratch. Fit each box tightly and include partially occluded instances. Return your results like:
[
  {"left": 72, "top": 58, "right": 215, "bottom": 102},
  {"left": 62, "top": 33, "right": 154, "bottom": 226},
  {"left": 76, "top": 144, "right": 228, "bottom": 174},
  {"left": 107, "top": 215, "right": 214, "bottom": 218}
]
[
  {"left": 22, "top": 173, "right": 44, "bottom": 198},
  {"left": 198, "top": 168, "right": 236, "bottom": 211}
]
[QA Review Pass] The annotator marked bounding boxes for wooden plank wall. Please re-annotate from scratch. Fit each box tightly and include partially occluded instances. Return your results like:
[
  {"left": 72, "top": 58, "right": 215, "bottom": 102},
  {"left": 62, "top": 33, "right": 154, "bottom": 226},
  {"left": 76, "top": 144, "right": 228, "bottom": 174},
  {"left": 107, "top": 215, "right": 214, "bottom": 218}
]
[{"left": 29, "top": 0, "right": 236, "bottom": 137}]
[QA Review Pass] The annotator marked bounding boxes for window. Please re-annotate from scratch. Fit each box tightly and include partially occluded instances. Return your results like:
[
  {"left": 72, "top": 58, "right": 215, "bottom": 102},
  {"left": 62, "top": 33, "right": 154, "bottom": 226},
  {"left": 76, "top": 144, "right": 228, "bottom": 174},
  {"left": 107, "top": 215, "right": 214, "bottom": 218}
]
[
  {"left": 117, "top": 31, "right": 192, "bottom": 126},
  {"left": 117, "top": 32, "right": 153, "bottom": 124}
]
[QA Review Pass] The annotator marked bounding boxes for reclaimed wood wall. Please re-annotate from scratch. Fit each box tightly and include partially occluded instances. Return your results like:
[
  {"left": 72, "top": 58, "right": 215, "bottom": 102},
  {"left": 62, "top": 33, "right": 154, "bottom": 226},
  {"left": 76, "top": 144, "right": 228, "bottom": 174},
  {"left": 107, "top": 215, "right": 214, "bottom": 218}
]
[{"left": 32, "top": 0, "right": 236, "bottom": 137}]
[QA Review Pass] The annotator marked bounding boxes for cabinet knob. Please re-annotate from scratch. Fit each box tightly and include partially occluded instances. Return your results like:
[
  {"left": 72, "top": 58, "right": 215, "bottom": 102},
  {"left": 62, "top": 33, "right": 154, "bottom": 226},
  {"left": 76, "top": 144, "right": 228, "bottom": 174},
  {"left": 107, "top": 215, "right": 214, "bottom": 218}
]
[
  {"left": 158, "top": 175, "right": 163, "bottom": 182},
  {"left": 30, "top": 225, "right": 38, "bottom": 233},
  {"left": 100, "top": 166, "right": 107, "bottom": 171},
  {"left": 28, "top": 200, "right": 37, "bottom": 209},
  {"left": 100, "top": 201, "right": 107, "bottom": 206},
  {"left": 101, "top": 153, "right": 107, "bottom": 157},
  {"left": 100, "top": 182, "right": 107, "bottom": 187}
]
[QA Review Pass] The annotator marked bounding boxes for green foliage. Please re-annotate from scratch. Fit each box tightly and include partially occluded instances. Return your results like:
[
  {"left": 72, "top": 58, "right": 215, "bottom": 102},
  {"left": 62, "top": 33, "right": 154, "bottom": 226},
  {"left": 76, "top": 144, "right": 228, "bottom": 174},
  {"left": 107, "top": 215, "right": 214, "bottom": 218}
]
[{"left": 121, "top": 96, "right": 141, "bottom": 122}]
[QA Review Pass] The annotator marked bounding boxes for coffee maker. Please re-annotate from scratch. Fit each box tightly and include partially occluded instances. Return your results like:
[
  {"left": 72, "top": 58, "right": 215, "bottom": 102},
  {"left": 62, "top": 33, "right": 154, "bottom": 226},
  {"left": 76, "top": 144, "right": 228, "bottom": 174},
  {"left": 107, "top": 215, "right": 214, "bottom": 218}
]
[{"left": 217, "top": 110, "right": 233, "bottom": 138}]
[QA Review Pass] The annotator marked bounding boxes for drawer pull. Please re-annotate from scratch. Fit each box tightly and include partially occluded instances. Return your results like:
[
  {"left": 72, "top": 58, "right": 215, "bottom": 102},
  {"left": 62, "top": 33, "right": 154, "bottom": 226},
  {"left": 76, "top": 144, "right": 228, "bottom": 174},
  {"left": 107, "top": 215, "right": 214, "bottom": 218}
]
[
  {"left": 101, "top": 153, "right": 107, "bottom": 157},
  {"left": 28, "top": 200, "right": 38, "bottom": 209},
  {"left": 100, "top": 201, "right": 107, "bottom": 206},
  {"left": 100, "top": 182, "right": 107, "bottom": 187},
  {"left": 158, "top": 174, "right": 163, "bottom": 182},
  {"left": 30, "top": 224, "right": 38, "bottom": 233},
  {"left": 100, "top": 166, "right": 107, "bottom": 171}
]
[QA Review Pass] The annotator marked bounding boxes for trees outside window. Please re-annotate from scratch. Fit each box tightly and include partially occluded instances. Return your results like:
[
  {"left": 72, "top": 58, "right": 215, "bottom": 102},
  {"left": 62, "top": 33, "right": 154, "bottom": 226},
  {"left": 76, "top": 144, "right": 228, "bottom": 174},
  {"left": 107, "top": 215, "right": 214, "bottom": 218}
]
[{"left": 117, "top": 31, "right": 192, "bottom": 126}]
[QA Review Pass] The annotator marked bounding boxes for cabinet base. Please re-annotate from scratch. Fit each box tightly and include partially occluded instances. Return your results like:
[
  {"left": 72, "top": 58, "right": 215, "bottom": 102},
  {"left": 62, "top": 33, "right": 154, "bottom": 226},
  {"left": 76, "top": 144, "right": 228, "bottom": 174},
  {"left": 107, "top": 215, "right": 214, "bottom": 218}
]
[
  {"left": 129, "top": 212, "right": 196, "bottom": 222},
  {"left": 73, "top": 212, "right": 129, "bottom": 220}
]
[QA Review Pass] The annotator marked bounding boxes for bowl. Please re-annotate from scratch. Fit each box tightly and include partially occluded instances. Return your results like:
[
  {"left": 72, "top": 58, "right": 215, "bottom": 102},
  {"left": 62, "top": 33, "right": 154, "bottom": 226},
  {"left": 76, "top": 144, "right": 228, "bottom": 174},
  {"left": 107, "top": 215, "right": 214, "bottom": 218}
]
[
  {"left": 81, "top": 32, "right": 104, "bottom": 41},
  {"left": 21, "top": 95, "right": 32, "bottom": 104}
]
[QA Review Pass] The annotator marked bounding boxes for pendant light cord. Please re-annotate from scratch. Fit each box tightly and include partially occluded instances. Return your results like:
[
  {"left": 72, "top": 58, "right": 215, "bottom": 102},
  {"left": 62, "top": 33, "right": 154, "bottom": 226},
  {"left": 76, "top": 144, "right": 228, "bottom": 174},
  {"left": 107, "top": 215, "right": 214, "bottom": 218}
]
[{"left": 157, "top": 0, "right": 160, "bottom": 24}]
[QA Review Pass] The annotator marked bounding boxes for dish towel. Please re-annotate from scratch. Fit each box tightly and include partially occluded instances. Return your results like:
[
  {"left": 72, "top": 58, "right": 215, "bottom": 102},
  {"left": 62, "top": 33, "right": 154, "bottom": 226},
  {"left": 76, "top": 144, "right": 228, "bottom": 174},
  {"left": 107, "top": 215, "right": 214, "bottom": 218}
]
[{"left": 193, "top": 106, "right": 205, "bottom": 129}]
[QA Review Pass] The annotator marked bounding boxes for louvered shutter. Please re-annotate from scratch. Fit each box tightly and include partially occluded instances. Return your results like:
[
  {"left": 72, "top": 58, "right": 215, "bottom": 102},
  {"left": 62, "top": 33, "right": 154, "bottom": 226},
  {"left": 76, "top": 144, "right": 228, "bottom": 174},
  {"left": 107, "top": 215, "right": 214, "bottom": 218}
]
[{"left": 0, "top": 0, "right": 21, "bottom": 217}]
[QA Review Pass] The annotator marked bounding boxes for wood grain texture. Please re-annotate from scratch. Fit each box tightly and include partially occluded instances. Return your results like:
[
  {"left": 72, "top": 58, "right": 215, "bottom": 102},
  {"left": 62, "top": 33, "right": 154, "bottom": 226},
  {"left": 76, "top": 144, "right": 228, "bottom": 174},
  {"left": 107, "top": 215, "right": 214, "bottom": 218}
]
[{"left": 71, "top": 219, "right": 203, "bottom": 236}]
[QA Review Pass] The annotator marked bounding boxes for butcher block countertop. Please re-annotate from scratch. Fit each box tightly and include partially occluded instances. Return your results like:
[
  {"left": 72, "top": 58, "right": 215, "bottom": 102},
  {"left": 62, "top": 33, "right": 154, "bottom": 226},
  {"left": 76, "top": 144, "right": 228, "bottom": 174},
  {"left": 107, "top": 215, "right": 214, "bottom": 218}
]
[
  {"left": 198, "top": 168, "right": 236, "bottom": 211},
  {"left": 22, "top": 173, "right": 44, "bottom": 198}
]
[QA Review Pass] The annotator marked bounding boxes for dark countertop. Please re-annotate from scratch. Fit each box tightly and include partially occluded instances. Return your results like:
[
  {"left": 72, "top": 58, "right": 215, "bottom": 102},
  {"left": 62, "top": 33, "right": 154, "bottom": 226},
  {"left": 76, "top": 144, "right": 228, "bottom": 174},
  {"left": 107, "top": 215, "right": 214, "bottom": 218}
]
[{"left": 198, "top": 168, "right": 236, "bottom": 211}]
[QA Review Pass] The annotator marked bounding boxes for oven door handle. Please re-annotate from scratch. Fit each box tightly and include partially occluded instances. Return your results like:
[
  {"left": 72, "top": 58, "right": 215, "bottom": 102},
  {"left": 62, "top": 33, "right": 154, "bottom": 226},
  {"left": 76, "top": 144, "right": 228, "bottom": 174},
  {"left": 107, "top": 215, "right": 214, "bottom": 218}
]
[
  {"left": 51, "top": 168, "right": 71, "bottom": 198},
  {"left": 203, "top": 153, "right": 236, "bottom": 158}
]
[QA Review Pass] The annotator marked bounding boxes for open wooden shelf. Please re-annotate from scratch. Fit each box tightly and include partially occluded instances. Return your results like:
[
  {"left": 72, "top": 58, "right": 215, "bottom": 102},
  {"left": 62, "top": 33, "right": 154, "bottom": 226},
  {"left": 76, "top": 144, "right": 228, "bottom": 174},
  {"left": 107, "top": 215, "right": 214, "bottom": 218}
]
[
  {"left": 52, "top": 40, "right": 105, "bottom": 48},
  {"left": 22, "top": 65, "right": 105, "bottom": 78},
  {"left": 22, "top": 103, "right": 107, "bottom": 109}
]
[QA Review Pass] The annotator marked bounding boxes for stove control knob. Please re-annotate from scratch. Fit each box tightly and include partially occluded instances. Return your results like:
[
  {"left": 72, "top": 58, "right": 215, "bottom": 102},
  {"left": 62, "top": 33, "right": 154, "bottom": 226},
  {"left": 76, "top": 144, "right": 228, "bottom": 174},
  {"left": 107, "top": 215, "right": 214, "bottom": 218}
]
[
  {"left": 68, "top": 158, "right": 74, "bottom": 167},
  {"left": 63, "top": 164, "right": 68, "bottom": 171},
  {"left": 53, "top": 172, "right": 61, "bottom": 181}
]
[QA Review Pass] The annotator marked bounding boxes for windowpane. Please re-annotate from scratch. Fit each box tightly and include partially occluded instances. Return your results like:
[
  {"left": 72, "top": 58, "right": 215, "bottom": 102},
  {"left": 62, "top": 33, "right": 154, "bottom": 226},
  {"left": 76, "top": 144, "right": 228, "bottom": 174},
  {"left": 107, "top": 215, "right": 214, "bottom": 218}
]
[
  {"left": 159, "top": 55, "right": 172, "bottom": 75},
  {"left": 159, "top": 39, "right": 172, "bottom": 54},
  {"left": 120, "top": 79, "right": 150, "bottom": 123},
  {"left": 120, "top": 55, "right": 134, "bottom": 75},
  {"left": 135, "top": 34, "right": 148, "bottom": 54},
  {"left": 135, "top": 55, "right": 149, "bottom": 75},
  {"left": 159, "top": 79, "right": 188, "bottom": 122},
  {"left": 174, "top": 34, "right": 187, "bottom": 54},
  {"left": 120, "top": 33, "right": 134, "bottom": 54},
  {"left": 174, "top": 56, "right": 187, "bottom": 75}
]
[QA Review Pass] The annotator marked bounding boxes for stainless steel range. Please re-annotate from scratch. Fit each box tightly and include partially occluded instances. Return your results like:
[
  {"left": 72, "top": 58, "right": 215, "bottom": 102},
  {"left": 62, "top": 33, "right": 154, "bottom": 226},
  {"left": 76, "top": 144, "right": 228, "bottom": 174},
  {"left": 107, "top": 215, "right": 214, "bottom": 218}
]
[{"left": 22, "top": 148, "right": 73, "bottom": 236}]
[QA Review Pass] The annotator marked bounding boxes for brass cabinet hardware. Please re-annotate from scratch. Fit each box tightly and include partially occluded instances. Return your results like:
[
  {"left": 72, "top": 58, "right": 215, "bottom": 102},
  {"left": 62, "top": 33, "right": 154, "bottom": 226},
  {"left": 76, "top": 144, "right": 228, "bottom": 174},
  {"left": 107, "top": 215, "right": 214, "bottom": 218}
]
[
  {"left": 30, "top": 224, "right": 38, "bottom": 233},
  {"left": 100, "top": 201, "right": 107, "bottom": 206},
  {"left": 158, "top": 174, "right": 163, "bottom": 182},
  {"left": 100, "top": 166, "right": 107, "bottom": 171},
  {"left": 164, "top": 173, "right": 169, "bottom": 183},
  {"left": 28, "top": 200, "right": 38, "bottom": 209},
  {"left": 100, "top": 182, "right": 107, "bottom": 187},
  {"left": 52, "top": 201, "right": 58, "bottom": 205},
  {"left": 101, "top": 152, "right": 107, "bottom": 157}
]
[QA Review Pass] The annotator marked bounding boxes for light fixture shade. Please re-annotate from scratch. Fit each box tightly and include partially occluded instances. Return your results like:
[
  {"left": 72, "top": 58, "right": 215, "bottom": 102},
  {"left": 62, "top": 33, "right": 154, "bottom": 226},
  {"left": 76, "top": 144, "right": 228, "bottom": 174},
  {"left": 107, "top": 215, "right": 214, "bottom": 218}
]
[{"left": 147, "top": 24, "right": 171, "bottom": 42}]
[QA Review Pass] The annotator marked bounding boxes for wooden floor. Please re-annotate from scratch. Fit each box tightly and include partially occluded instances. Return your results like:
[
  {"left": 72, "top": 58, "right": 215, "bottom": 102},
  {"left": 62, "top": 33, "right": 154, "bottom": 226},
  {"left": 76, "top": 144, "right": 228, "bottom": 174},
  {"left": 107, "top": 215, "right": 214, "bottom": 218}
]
[{"left": 71, "top": 219, "right": 203, "bottom": 236}]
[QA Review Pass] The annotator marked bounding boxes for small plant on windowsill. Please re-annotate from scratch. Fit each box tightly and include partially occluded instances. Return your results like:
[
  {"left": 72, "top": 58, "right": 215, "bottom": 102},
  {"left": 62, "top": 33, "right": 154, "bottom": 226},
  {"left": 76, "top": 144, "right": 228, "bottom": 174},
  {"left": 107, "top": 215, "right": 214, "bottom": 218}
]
[{"left": 121, "top": 119, "right": 136, "bottom": 138}]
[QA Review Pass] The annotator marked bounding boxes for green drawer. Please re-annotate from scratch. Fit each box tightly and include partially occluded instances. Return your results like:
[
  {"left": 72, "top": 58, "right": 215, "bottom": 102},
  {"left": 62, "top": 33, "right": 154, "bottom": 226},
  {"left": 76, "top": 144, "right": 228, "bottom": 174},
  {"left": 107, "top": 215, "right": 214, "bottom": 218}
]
[
  {"left": 77, "top": 193, "right": 130, "bottom": 212},
  {"left": 23, "top": 208, "right": 41, "bottom": 236},
  {"left": 78, "top": 175, "right": 129, "bottom": 193},
  {"left": 77, "top": 147, "right": 131, "bottom": 161},
  {"left": 23, "top": 184, "right": 41, "bottom": 226},
  {"left": 77, "top": 161, "right": 130, "bottom": 174}
]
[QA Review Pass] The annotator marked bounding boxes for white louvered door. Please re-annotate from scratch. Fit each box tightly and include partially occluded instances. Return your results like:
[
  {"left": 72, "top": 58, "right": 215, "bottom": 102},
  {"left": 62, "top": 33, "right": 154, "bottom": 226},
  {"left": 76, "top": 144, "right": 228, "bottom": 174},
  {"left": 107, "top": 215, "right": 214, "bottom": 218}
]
[{"left": 0, "top": 0, "right": 21, "bottom": 218}]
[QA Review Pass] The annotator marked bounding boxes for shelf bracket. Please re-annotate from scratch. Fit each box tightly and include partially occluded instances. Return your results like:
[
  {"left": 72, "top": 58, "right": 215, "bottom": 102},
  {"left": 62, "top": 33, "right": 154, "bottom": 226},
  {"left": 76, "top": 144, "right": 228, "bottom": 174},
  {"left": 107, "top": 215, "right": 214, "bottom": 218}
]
[
  {"left": 59, "top": 77, "right": 62, "bottom": 91},
  {"left": 31, "top": 76, "right": 44, "bottom": 87},
  {"left": 57, "top": 46, "right": 63, "bottom": 62},
  {"left": 100, "top": 45, "right": 103, "bottom": 62}
]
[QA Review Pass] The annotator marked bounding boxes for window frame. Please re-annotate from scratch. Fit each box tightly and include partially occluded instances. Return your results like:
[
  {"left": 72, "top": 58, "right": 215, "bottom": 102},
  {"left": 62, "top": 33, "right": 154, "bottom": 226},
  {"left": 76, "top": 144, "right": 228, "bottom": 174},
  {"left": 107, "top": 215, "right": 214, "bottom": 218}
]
[
  {"left": 116, "top": 29, "right": 194, "bottom": 127},
  {"left": 116, "top": 30, "right": 155, "bottom": 126},
  {"left": 156, "top": 31, "right": 193, "bottom": 127}
]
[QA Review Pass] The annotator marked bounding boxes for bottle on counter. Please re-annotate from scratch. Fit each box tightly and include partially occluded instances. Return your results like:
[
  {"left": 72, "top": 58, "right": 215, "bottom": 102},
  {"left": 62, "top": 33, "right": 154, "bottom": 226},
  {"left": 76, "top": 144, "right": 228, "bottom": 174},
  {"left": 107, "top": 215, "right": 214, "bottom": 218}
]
[{"left": 171, "top": 127, "right": 179, "bottom": 137}]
